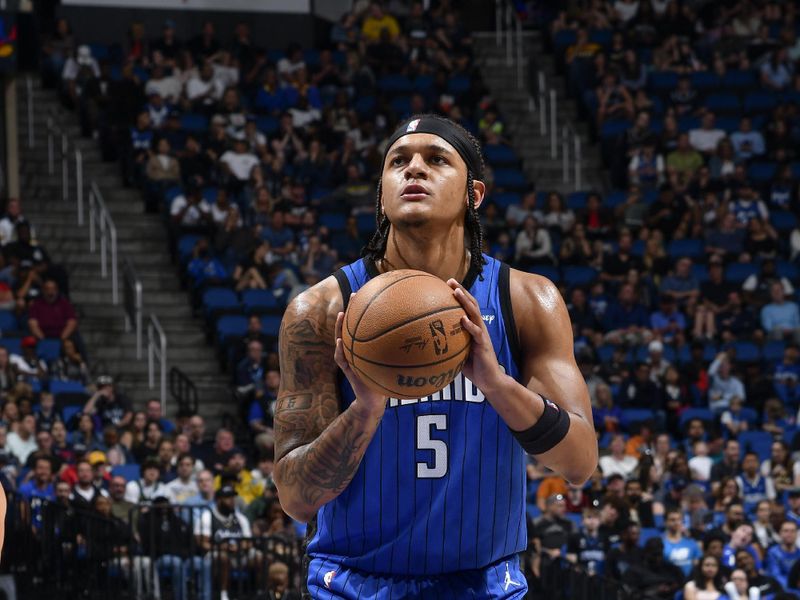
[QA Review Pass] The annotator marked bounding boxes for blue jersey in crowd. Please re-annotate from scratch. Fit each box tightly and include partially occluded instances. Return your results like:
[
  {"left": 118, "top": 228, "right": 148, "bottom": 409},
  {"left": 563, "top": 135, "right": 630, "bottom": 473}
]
[
  {"left": 765, "top": 544, "right": 800, "bottom": 588},
  {"left": 18, "top": 481, "right": 55, "bottom": 530},
  {"left": 307, "top": 256, "right": 527, "bottom": 595},
  {"left": 662, "top": 535, "right": 701, "bottom": 577}
]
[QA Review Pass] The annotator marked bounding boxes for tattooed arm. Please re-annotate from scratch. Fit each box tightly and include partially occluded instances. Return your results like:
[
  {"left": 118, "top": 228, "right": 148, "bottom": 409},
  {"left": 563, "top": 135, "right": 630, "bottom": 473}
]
[{"left": 273, "top": 278, "right": 387, "bottom": 523}]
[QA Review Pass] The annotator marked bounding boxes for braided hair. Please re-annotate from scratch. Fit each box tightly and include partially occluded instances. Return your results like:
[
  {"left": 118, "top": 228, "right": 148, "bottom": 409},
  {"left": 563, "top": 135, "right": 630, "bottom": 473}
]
[{"left": 361, "top": 116, "right": 487, "bottom": 277}]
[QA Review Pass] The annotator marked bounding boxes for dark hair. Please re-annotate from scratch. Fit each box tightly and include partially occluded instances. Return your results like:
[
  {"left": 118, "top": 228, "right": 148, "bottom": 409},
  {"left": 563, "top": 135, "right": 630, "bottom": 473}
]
[
  {"left": 177, "top": 452, "right": 194, "bottom": 464},
  {"left": 692, "top": 553, "right": 723, "bottom": 591},
  {"left": 665, "top": 506, "right": 683, "bottom": 519},
  {"left": 361, "top": 115, "right": 486, "bottom": 277}
]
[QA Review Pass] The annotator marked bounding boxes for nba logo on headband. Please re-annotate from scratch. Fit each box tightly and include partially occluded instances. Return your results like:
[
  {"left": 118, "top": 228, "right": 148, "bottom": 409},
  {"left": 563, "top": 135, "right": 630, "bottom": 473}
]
[{"left": 406, "top": 119, "right": 420, "bottom": 132}]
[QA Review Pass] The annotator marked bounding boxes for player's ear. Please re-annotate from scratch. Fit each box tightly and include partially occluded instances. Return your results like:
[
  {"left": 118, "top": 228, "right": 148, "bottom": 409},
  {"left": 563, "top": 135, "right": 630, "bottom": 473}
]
[{"left": 470, "top": 178, "right": 486, "bottom": 210}]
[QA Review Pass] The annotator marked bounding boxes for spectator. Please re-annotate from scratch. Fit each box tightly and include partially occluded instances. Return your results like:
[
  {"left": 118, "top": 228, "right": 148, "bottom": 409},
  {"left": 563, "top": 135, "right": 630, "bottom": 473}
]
[
  {"left": 660, "top": 257, "right": 700, "bottom": 310},
  {"left": 603, "top": 283, "right": 652, "bottom": 345},
  {"left": 689, "top": 114, "right": 726, "bottom": 155},
  {"left": 536, "top": 192, "right": 575, "bottom": 234},
  {"left": 729, "top": 184, "right": 769, "bottom": 227},
  {"left": 6, "top": 414, "right": 38, "bottom": 465},
  {"left": 662, "top": 507, "right": 701, "bottom": 577},
  {"left": 753, "top": 500, "right": 780, "bottom": 550},
  {"left": 514, "top": 216, "right": 553, "bottom": 267},
  {"left": 184, "top": 468, "right": 215, "bottom": 515},
  {"left": 666, "top": 133, "right": 703, "bottom": 188},
  {"left": 682, "top": 554, "right": 724, "bottom": 600},
  {"left": 717, "top": 292, "right": 759, "bottom": 342},
  {"left": 765, "top": 520, "right": 800, "bottom": 589},
  {"left": 18, "top": 456, "right": 55, "bottom": 530},
  {"left": 565, "top": 506, "right": 607, "bottom": 576},
  {"left": 108, "top": 475, "right": 135, "bottom": 524},
  {"left": 531, "top": 494, "right": 574, "bottom": 582},
  {"left": 9, "top": 337, "right": 48, "bottom": 387},
  {"left": 628, "top": 142, "right": 665, "bottom": 190},
  {"left": 125, "top": 458, "right": 168, "bottom": 504},
  {"left": 170, "top": 181, "right": 212, "bottom": 231},
  {"left": 730, "top": 116, "right": 765, "bottom": 160},
  {"left": 620, "top": 362, "right": 663, "bottom": 411},
  {"left": 736, "top": 453, "right": 776, "bottom": 514},
  {"left": 723, "top": 569, "right": 761, "bottom": 600},
  {"left": 720, "top": 397, "right": 749, "bottom": 439},
  {"left": 165, "top": 453, "right": 199, "bottom": 505},
  {"left": 760, "top": 48, "right": 793, "bottom": 91},
  {"left": 83, "top": 375, "right": 133, "bottom": 429},
  {"left": 649, "top": 296, "right": 686, "bottom": 344},
  {"left": 53, "top": 338, "right": 90, "bottom": 385},
  {"left": 708, "top": 352, "right": 746, "bottom": 414},
  {"left": 186, "top": 60, "right": 224, "bottom": 112},
  {"left": 505, "top": 191, "right": 537, "bottom": 228},
  {"left": 195, "top": 485, "right": 259, "bottom": 600},
  {"left": 70, "top": 458, "right": 109, "bottom": 511},
  {"left": 27, "top": 278, "right": 77, "bottom": 341},
  {"left": 743, "top": 259, "right": 794, "bottom": 308},
  {"left": 266, "top": 562, "right": 300, "bottom": 600},
  {"left": 606, "top": 521, "right": 641, "bottom": 580},
  {"left": 213, "top": 448, "right": 262, "bottom": 505},
  {"left": 622, "top": 537, "right": 685, "bottom": 599},
  {"left": 206, "top": 428, "right": 236, "bottom": 475},
  {"left": 761, "top": 281, "right": 800, "bottom": 343},
  {"left": 735, "top": 548, "right": 783, "bottom": 597},
  {"left": 599, "top": 434, "right": 638, "bottom": 479}
]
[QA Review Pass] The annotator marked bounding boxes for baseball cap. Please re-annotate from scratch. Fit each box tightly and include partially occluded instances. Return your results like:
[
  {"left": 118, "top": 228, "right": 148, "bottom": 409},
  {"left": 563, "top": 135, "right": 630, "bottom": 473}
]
[
  {"left": 72, "top": 443, "right": 88, "bottom": 456},
  {"left": 216, "top": 485, "right": 237, "bottom": 498},
  {"left": 96, "top": 374, "right": 114, "bottom": 387},
  {"left": 21, "top": 336, "right": 38, "bottom": 348},
  {"left": 19, "top": 259, "right": 33, "bottom": 269},
  {"left": 88, "top": 451, "right": 107, "bottom": 466},
  {"left": 648, "top": 340, "right": 664, "bottom": 354}
]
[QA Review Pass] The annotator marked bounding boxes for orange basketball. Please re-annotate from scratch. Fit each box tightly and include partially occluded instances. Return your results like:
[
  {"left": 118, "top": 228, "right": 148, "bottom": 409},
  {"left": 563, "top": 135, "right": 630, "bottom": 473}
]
[{"left": 341, "top": 269, "right": 472, "bottom": 399}]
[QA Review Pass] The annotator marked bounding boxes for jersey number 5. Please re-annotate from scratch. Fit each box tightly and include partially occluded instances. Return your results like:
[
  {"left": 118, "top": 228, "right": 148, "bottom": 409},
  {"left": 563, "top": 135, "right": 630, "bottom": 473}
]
[{"left": 416, "top": 414, "right": 448, "bottom": 478}]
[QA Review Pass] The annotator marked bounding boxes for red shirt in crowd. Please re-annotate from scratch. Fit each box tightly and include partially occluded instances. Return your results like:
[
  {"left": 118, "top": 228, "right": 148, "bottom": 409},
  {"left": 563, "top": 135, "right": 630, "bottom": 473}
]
[{"left": 28, "top": 296, "right": 77, "bottom": 338}]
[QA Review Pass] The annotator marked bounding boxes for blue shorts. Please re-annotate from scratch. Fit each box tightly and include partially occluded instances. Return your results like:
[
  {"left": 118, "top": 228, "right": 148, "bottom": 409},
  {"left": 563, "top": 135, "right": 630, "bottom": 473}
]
[{"left": 307, "top": 554, "right": 527, "bottom": 599}]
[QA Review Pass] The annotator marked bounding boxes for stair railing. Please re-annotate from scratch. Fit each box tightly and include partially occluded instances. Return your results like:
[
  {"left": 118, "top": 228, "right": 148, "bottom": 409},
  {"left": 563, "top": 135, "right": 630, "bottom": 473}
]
[
  {"left": 26, "top": 75, "right": 34, "bottom": 148},
  {"left": 494, "top": 0, "right": 526, "bottom": 89},
  {"left": 147, "top": 314, "right": 167, "bottom": 413},
  {"left": 122, "top": 258, "right": 143, "bottom": 359},
  {"left": 88, "top": 182, "right": 119, "bottom": 305},
  {"left": 169, "top": 367, "right": 199, "bottom": 417}
]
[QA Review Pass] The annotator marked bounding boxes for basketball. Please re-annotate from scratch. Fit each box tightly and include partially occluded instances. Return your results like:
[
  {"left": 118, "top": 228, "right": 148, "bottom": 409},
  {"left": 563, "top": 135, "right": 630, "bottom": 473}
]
[{"left": 342, "top": 269, "right": 472, "bottom": 399}]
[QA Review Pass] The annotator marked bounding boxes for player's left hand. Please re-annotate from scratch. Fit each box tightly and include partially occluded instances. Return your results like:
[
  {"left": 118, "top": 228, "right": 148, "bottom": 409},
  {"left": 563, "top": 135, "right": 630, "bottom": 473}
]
[{"left": 448, "top": 279, "right": 505, "bottom": 395}]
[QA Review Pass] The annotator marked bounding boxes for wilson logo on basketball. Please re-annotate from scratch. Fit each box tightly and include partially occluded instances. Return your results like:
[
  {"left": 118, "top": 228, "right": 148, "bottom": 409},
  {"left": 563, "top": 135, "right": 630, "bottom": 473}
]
[
  {"left": 396, "top": 361, "right": 465, "bottom": 389},
  {"left": 429, "top": 319, "right": 449, "bottom": 355}
]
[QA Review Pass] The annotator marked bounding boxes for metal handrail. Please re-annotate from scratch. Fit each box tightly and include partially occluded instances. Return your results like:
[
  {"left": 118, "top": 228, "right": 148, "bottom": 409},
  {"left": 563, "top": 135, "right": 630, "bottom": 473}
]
[
  {"left": 122, "top": 258, "right": 143, "bottom": 359},
  {"left": 88, "top": 182, "right": 119, "bottom": 304},
  {"left": 75, "top": 149, "right": 84, "bottom": 225},
  {"left": 26, "top": 75, "right": 34, "bottom": 148},
  {"left": 147, "top": 314, "right": 167, "bottom": 413}
]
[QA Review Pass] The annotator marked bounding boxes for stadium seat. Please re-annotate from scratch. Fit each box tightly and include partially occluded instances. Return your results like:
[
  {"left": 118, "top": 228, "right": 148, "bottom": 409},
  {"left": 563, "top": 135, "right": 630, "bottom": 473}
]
[
  {"left": 216, "top": 315, "right": 249, "bottom": 345},
  {"left": 566, "top": 513, "right": 583, "bottom": 529},
  {"left": 721, "top": 70, "right": 756, "bottom": 89},
  {"left": 390, "top": 95, "right": 412, "bottom": 115},
  {"left": 621, "top": 409, "right": 655, "bottom": 427},
  {"left": 255, "top": 115, "right": 279, "bottom": 135},
  {"left": 491, "top": 192, "right": 521, "bottom": 209},
  {"left": 770, "top": 211, "right": 798, "bottom": 232},
  {"left": 566, "top": 192, "right": 588, "bottom": 210},
  {"left": 356, "top": 213, "right": 376, "bottom": 234},
  {"left": 526, "top": 265, "right": 560, "bottom": 282},
  {"left": 728, "top": 341, "right": 760, "bottom": 363},
  {"left": 679, "top": 408, "right": 714, "bottom": 429},
  {"left": 483, "top": 144, "right": 518, "bottom": 167},
  {"left": 319, "top": 212, "right": 347, "bottom": 231},
  {"left": 177, "top": 235, "right": 202, "bottom": 263},
  {"left": 241, "top": 290, "right": 281, "bottom": 315},
  {"left": 0, "top": 338, "right": 21, "bottom": 355},
  {"left": 0, "top": 310, "right": 18, "bottom": 332},
  {"left": 493, "top": 169, "right": 527, "bottom": 190},
  {"left": 743, "top": 92, "right": 778, "bottom": 113},
  {"left": 677, "top": 116, "right": 701, "bottom": 132},
  {"left": 776, "top": 261, "right": 799, "bottom": 280},
  {"left": 447, "top": 75, "right": 471, "bottom": 95},
  {"left": 260, "top": 315, "right": 282, "bottom": 338},
  {"left": 738, "top": 431, "right": 773, "bottom": 461},
  {"left": 202, "top": 288, "right": 239, "bottom": 318},
  {"left": 377, "top": 74, "right": 413, "bottom": 93},
  {"left": 725, "top": 263, "right": 758, "bottom": 284},
  {"left": 763, "top": 340, "right": 786, "bottom": 363},
  {"left": 37, "top": 339, "right": 62, "bottom": 362},
  {"left": 180, "top": 113, "right": 209, "bottom": 133},
  {"left": 553, "top": 29, "right": 577, "bottom": 52},
  {"left": 62, "top": 405, "right": 82, "bottom": 425},
  {"left": 738, "top": 407, "right": 759, "bottom": 427},
  {"left": 51, "top": 380, "right": 89, "bottom": 406},
  {"left": 562, "top": 266, "right": 599, "bottom": 287},
  {"left": 747, "top": 161, "right": 778, "bottom": 184},
  {"left": 649, "top": 71, "right": 678, "bottom": 91},
  {"left": 691, "top": 264, "right": 708, "bottom": 284},
  {"left": 600, "top": 119, "right": 631, "bottom": 139},
  {"left": 704, "top": 93, "right": 740, "bottom": 114},
  {"left": 667, "top": 239, "right": 703, "bottom": 259},
  {"left": 605, "top": 190, "right": 627, "bottom": 208},
  {"left": 690, "top": 71, "right": 719, "bottom": 90},
  {"left": 111, "top": 464, "right": 141, "bottom": 482},
  {"left": 412, "top": 75, "right": 434, "bottom": 92},
  {"left": 639, "top": 528, "right": 661, "bottom": 546}
]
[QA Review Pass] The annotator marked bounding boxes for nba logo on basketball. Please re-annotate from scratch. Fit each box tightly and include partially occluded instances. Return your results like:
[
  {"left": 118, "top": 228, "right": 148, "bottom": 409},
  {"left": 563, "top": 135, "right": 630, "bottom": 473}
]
[
  {"left": 324, "top": 570, "right": 336, "bottom": 588},
  {"left": 406, "top": 118, "right": 420, "bottom": 132}
]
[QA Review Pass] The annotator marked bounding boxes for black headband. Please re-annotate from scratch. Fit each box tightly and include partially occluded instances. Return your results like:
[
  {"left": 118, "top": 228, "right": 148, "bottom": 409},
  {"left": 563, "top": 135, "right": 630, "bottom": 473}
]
[{"left": 382, "top": 116, "right": 483, "bottom": 178}]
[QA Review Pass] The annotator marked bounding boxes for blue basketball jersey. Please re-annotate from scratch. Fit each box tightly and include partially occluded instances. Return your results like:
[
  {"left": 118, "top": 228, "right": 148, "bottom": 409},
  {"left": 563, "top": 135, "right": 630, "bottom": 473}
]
[{"left": 306, "top": 255, "right": 527, "bottom": 576}]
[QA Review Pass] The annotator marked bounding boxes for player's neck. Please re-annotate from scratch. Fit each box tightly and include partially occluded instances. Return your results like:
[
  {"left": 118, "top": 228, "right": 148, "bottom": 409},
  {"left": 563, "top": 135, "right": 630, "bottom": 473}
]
[{"left": 380, "top": 225, "right": 470, "bottom": 283}]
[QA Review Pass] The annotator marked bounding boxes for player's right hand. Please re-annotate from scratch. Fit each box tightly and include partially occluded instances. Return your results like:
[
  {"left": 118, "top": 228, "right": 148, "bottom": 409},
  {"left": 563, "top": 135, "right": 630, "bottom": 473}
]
[{"left": 334, "top": 305, "right": 387, "bottom": 417}]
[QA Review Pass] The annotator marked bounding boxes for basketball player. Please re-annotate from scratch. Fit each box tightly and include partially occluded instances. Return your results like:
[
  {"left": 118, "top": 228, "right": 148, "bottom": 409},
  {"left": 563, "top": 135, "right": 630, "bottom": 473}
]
[
  {"left": 275, "top": 114, "right": 597, "bottom": 598},
  {"left": 0, "top": 480, "right": 5, "bottom": 557}
]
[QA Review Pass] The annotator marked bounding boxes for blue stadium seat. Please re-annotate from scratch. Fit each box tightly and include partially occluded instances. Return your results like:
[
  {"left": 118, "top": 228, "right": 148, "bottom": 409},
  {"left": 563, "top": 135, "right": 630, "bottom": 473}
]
[
  {"left": 177, "top": 235, "right": 202, "bottom": 263},
  {"left": 725, "top": 263, "right": 758, "bottom": 284},
  {"left": 690, "top": 71, "right": 720, "bottom": 90},
  {"left": 634, "top": 344, "right": 676, "bottom": 363},
  {"left": 691, "top": 264, "right": 709, "bottom": 284},
  {"left": 255, "top": 116, "right": 279, "bottom": 135},
  {"left": 241, "top": 289, "right": 280, "bottom": 315},
  {"left": 319, "top": 212, "right": 347, "bottom": 231},
  {"left": 37, "top": 339, "right": 62, "bottom": 362},
  {"left": 202, "top": 187, "right": 217, "bottom": 204},
  {"left": 216, "top": 315, "right": 249, "bottom": 345},
  {"left": 562, "top": 266, "right": 599, "bottom": 287},
  {"left": 50, "top": 380, "right": 87, "bottom": 395},
  {"left": 566, "top": 513, "right": 583, "bottom": 529},
  {"left": 600, "top": 119, "right": 632, "bottom": 139},
  {"left": 447, "top": 75, "right": 471, "bottom": 95},
  {"left": 356, "top": 213, "right": 375, "bottom": 234},
  {"left": 679, "top": 408, "right": 714, "bottom": 428},
  {"left": 621, "top": 409, "right": 656, "bottom": 427},
  {"left": 62, "top": 405, "right": 82, "bottom": 425},
  {"left": 639, "top": 528, "right": 661, "bottom": 546},
  {"left": 354, "top": 95, "right": 376, "bottom": 116},
  {"left": 527, "top": 503, "right": 541, "bottom": 520},
  {"left": 704, "top": 93, "right": 741, "bottom": 113},
  {"left": 202, "top": 288, "right": 239, "bottom": 318},
  {"left": 88, "top": 43, "right": 110, "bottom": 62},
  {"left": 260, "top": 315, "right": 282, "bottom": 337},
  {"left": 180, "top": 113, "right": 209, "bottom": 133},
  {"left": 729, "top": 341, "right": 760, "bottom": 362},
  {"left": 677, "top": 116, "right": 701, "bottom": 132},
  {"left": 763, "top": 340, "right": 786, "bottom": 363},
  {"left": 721, "top": 70, "right": 756, "bottom": 89},
  {"left": 747, "top": 161, "right": 778, "bottom": 184},
  {"left": 605, "top": 190, "right": 627, "bottom": 208},
  {"left": 390, "top": 95, "right": 412, "bottom": 115},
  {"left": 553, "top": 29, "right": 577, "bottom": 52},
  {"left": 303, "top": 49, "right": 320, "bottom": 67},
  {"left": 412, "top": 75, "right": 434, "bottom": 92},
  {"left": 667, "top": 239, "right": 704, "bottom": 259},
  {"left": 0, "top": 310, "right": 18, "bottom": 332},
  {"left": 493, "top": 169, "right": 527, "bottom": 190},
  {"left": 596, "top": 345, "right": 617, "bottom": 364},
  {"left": 676, "top": 345, "right": 692, "bottom": 364},
  {"left": 649, "top": 71, "right": 678, "bottom": 91},
  {"left": 377, "top": 74, "right": 413, "bottom": 93},
  {"left": 0, "top": 338, "right": 21, "bottom": 355},
  {"left": 589, "top": 29, "right": 613, "bottom": 47},
  {"left": 738, "top": 431, "right": 773, "bottom": 461},
  {"left": 771, "top": 211, "right": 798, "bottom": 232},
  {"left": 739, "top": 407, "right": 759, "bottom": 427},
  {"left": 527, "top": 265, "right": 560, "bottom": 282},
  {"left": 743, "top": 91, "right": 779, "bottom": 113},
  {"left": 716, "top": 116, "right": 740, "bottom": 133},
  {"left": 566, "top": 192, "right": 588, "bottom": 210},
  {"left": 777, "top": 261, "right": 799, "bottom": 280},
  {"left": 164, "top": 185, "right": 183, "bottom": 204},
  {"left": 112, "top": 464, "right": 141, "bottom": 482},
  {"left": 492, "top": 192, "right": 521, "bottom": 209},
  {"left": 483, "top": 145, "right": 518, "bottom": 166}
]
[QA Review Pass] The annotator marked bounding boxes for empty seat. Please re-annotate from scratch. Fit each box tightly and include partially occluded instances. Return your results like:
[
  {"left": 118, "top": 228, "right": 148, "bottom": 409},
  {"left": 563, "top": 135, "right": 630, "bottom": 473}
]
[{"left": 241, "top": 289, "right": 281, "bottom": 314}]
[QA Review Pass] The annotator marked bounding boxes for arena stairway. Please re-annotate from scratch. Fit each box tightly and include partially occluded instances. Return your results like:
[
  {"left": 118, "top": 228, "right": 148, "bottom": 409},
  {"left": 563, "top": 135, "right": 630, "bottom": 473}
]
[
  {"left": 473, "top": 30, "right": 606, "bottom": 193},
  {"left": 16, "top": 77, "right": 232, "bottom": 428}
]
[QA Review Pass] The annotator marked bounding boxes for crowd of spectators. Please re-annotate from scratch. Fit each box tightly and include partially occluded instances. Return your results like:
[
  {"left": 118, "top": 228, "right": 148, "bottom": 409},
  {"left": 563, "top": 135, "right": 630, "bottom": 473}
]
[{"left": 7, "top": 0, "right": 800, "bottom": 598}]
